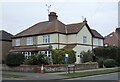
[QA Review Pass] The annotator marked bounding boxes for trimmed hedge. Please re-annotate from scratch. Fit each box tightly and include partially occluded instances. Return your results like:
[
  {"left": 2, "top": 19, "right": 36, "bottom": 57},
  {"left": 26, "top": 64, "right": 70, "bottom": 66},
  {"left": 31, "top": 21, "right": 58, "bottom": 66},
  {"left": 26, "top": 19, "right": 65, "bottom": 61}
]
[
  {"left": 6, "top": 53, "right": 25, "bottom": 67},
  {"left": 94, "top": 46, "right": 120, "bottom": 66},
  {"left": 103, "top": 59, "right": 116, "bottom": 68}
]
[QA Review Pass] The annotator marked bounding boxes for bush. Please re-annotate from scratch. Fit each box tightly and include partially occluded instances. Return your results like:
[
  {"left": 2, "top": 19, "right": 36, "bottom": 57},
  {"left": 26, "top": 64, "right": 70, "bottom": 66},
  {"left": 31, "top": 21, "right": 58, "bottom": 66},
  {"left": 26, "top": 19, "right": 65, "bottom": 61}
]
[
  {"left": 24, "top": 54, "right": 49, "bottom": 65},
  {"left": 96, "top": 58, "right": 104, "bottom": 68},
  {"left": 81, "top": 50, "right": 93, "bottom": 63},
  {"left": 6, "top": 53, "right": 25, "bottom": 66},
  {"left": 103, "top": 59, "right": 116, "bottom": 68},
  {"left": 94, "top": 46, "right": 120, "bottom": 66},
  {"left": 52, "top": 49, "right": 76, "bottom": 64}
]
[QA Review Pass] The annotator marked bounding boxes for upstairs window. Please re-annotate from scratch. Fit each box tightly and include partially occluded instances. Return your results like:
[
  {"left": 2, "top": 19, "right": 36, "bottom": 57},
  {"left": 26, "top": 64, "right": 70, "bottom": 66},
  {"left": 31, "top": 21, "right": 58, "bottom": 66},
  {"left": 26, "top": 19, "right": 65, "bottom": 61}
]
[
  {"left": 83, "top": 36, "right": 87, "bottom": 43},
  {"left": 26, "top": 37, "right": 33, "bottom": 45},
  {"left": 43, "top": 35, "right": 50, "bottom": 43},
  {"left": 15, "top": 39, "right": 20, "bottom": 46}
]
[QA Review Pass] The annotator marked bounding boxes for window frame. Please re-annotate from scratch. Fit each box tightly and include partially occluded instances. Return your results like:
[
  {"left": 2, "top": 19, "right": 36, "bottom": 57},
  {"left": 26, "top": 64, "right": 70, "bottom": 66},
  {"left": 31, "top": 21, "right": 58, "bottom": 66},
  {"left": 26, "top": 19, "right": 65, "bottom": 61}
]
[
  {"left": 26, "top": 37, "right": 33, "bottom": 45},
  {"left": 83, "top": 36, "right": 87, "bottom": 44},
  {"left": 15, "top": 39, "right": 20, "bottom": 46},
  {"left": 43, "top": 35, "right": 50, "bottom": 43}
]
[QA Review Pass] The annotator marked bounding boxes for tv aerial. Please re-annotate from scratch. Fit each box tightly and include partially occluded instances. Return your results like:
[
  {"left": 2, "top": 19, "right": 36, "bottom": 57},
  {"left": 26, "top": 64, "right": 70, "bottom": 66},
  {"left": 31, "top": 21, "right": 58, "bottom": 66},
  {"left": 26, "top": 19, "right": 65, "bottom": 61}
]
[{"left": 46, "top": 4, "right": 51, "bottom": 14}]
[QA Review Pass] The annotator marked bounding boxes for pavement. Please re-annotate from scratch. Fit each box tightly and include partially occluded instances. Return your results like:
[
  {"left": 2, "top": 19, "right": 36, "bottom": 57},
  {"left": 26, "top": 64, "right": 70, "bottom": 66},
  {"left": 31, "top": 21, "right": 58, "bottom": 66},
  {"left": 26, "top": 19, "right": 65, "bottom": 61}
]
[
  {"left": 67, "top": 72, "right": 119, "bottom": 80},
  {"left": 1, "top": 67, "right": 119, "bottom": 80}
]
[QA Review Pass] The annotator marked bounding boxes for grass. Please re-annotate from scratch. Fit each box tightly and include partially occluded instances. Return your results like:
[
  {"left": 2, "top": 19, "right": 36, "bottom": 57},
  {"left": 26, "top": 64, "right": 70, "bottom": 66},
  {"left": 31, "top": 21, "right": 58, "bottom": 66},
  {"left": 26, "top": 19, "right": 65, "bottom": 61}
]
[
  {"left": 61, "top": 68, "right": 120, "bottom": 78},
  {"left": 2, "top": 74, "right": 24, "bottom": 78}
]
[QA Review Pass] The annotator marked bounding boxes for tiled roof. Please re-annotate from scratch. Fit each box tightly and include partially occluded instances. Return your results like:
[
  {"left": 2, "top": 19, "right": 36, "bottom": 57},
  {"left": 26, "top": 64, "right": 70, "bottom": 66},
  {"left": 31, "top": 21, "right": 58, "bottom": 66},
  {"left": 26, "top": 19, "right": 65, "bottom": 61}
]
[
  {"left": 104, "top": 30, "right": 120, "bottom": 46},
  {"left": 14, "top": 20, "right": 66, "bottom": 38},
  {"left": 13, "top": 19, "right": 103, "bottom": 39},
  {"left": 66, "top": 23, "right": 85, "bottom": 34},
  {"left": 91, "top": 29, "right": 104, "bottom": 39},
  {"left": 64, "top": 44, "right": 76, "bottom": 49},
  {"left": 0, "top": 30, "right": 13, "bottom": 41},
  {"left": 10, "top": 46, "right": 49, "bottom": 52}
]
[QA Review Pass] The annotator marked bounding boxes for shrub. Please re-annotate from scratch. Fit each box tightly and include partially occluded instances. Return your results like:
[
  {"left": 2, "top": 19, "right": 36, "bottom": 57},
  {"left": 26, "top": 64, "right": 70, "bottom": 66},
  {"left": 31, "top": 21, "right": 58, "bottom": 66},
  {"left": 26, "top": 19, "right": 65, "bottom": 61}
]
[
  {"left": 52, "top": 49, "right": 76, "bottom": 64},
  {"left": 103, "top": 59, "right": 116, "bottom": 68},
  {"left": 81, "top": 50, "right": 93, "bottom": 63},
  {"left": 6, "top": 53, "right": 25, "bottom": 66},
  {"left": 96, "top": 58, "right": 104, "bottom": 68},
  {"left": 94, "top": 46, "right": 120, "bottom": 66},
  {"left": 24, "top": 54, "right": 49, "bottom": 65}
]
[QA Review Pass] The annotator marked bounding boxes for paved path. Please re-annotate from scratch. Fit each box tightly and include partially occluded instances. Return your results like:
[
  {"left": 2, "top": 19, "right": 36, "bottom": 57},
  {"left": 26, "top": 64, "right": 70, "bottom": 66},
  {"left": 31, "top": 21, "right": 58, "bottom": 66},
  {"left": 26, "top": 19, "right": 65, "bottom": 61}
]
[{"left": 67, "top": 72, "right": 119, "bottom": 80}]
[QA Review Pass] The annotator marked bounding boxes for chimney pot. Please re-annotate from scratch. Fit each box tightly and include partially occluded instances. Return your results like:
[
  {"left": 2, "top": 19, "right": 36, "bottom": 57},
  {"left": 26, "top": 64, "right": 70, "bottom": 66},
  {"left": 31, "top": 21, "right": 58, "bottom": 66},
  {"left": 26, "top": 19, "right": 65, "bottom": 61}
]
[{"left": 48, "top": 12, "right": 58, "bottom": 21}]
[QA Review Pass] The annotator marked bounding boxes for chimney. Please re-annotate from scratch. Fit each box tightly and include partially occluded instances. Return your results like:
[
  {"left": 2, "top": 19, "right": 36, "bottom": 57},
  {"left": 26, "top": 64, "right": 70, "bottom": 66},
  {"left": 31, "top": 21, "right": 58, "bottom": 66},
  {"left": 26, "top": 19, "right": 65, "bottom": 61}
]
[
  {"left": 83, "top": 18, "right": 87, "bottom": 23},
  {"left": 48, "top": 12, "right": 58, "bottom": 21}
]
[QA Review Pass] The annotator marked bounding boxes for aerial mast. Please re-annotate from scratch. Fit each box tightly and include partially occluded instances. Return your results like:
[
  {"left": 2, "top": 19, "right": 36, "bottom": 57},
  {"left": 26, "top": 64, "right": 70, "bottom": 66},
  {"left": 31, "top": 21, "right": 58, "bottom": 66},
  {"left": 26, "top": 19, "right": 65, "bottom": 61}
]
[{"left": 46, "top": 4, "right": 51, "bottom": 14}]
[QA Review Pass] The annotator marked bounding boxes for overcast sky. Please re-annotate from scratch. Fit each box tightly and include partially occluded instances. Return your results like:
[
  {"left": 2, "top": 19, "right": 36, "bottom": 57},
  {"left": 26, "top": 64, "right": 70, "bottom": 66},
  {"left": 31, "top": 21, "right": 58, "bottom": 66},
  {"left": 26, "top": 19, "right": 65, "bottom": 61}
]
[{"left": 0, "top": 0, "right": 119, "bottom": 36}]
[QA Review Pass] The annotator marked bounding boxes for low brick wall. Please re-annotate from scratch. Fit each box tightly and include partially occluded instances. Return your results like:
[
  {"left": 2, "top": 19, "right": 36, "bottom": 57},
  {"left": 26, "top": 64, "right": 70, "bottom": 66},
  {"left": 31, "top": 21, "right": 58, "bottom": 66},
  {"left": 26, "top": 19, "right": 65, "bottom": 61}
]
[{"left": 2, "top": 63, "right": 98, "bottom": 73}]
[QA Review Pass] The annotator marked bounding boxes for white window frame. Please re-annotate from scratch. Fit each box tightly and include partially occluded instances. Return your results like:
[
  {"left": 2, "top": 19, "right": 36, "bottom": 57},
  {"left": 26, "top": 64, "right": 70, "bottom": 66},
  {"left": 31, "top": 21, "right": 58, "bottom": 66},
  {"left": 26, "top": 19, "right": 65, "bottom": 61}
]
[
  {"left": 43, "top": 35, "right": 50, "bottom": 43},
  {"left": 26, "top": 37, "right": 33, "bottom": 45},
  {"left": 15, "top": 39, "right": 20, "bottom": 46},
  {"left": 83, "top": 36, "right": 87, "bottom": 43}
]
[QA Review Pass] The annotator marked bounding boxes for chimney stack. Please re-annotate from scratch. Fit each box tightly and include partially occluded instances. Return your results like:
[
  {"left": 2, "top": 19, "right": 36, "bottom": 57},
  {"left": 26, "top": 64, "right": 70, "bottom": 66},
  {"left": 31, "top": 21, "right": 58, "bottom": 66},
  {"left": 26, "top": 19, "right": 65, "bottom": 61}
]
[{"left": 48, "top": 12, "right": 58, "bottom": 21}]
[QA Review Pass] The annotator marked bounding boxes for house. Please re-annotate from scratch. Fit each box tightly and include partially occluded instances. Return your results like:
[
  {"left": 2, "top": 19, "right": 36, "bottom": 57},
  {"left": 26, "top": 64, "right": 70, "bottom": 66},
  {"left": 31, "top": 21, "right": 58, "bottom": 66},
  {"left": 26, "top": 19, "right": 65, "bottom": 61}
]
[
  {"left": 104, "top": 27, "right": 120, "bottom": 46},
  {"left": 10, "top": 12, "right": 104, "bottom": 63},
  {"left": 0, "top": 30, "right": 13, "bottom": 63}
]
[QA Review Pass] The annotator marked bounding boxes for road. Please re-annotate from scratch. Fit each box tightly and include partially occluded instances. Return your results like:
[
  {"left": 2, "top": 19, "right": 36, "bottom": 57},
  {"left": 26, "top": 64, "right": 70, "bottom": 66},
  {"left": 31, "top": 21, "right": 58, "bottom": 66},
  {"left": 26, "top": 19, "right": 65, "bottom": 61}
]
[{"left": 68, "top": 72, "right": 119, "bottom": 80}]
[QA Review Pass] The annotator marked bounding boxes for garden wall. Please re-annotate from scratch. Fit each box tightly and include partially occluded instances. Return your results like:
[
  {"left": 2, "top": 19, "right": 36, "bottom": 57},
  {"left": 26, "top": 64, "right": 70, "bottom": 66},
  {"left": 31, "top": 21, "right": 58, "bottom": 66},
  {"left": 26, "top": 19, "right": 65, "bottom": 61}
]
[{"left": 2, "top": 63, "right": 98, "bottom": 73}]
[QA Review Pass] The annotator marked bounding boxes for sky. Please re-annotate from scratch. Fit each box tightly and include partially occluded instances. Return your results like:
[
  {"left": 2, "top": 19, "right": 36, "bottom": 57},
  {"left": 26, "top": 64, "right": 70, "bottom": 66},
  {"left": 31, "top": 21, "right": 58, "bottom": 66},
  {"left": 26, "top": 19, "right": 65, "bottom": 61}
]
[{"left": 0, "top": 0, "right": 119, "bottom": 36}]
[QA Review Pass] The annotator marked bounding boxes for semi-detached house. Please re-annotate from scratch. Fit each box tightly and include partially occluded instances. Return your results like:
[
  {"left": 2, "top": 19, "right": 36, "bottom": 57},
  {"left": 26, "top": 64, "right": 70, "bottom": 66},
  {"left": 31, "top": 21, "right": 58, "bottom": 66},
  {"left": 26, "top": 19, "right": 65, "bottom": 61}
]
[{"left": 10, "top": 12, "right": 104, "bottom": 63}]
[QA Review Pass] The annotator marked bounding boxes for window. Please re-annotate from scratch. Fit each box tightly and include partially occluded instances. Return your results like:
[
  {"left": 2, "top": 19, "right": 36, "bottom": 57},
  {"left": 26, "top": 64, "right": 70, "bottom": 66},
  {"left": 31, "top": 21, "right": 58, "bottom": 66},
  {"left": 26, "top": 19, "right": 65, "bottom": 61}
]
[
  {"left": 98, "top": 39, "right": 101, "bottom": 45},
  {"left": 26, "top": 37, "right": 33, "bottom": 45},
  {"left": 83, "top": 36, "right": 87, "bottom": 43},
  {"left": 15, "top": 39, "right": 20, "bottom": 46},
  {"left": 94, "top": 38, "right": 98, "bottom": 44},
  {"left": 43, "top": 35, "right": 50, "bottom": 43}
]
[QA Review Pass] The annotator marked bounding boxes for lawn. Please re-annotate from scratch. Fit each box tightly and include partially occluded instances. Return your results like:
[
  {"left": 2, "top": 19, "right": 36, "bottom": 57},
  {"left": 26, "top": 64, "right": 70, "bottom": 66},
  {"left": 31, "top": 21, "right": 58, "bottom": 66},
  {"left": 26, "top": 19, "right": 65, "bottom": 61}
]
[{"left": 61, "top": 68, "right": 120, "bottom": 78}]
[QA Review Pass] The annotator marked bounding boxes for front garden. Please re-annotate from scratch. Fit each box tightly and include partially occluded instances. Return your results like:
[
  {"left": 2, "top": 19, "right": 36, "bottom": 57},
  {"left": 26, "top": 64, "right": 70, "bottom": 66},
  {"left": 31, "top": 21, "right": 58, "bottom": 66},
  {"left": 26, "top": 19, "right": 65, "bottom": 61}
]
[{"left": 3, "top": 46, "right": 120, "bottom": 73}]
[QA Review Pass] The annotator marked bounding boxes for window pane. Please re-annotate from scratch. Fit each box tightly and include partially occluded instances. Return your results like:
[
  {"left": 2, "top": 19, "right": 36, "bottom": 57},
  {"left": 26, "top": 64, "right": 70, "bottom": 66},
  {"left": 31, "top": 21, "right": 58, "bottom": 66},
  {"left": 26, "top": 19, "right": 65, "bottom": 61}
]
[
  {"left": 16, "top": 39, "right": 20, "bottom": 46},
  {"left": 83, "top": 36, "right": 87, "bottom": 43},
  {"left": 43, "top": 35, "right": 50, "bottom": 43},
  {"left": 26, "top": 37, "right": 33, "bottom": 45}
]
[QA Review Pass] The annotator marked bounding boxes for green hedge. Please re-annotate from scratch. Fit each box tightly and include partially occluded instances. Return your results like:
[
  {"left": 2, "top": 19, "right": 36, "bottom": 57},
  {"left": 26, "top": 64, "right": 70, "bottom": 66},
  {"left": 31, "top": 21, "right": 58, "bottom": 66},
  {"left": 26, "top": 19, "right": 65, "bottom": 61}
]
[
  {"left": 81, "top": 50, "right": 93, "bottom": 63},
  {"left": 52, "top": 49, "right": 76, "bottom": 64},
  {"left": 6, "top": 53, "right": 25, "bottom": 67},
  {"left": 94, "top": 46, "right": 120, "bottom": 66},
  {"left": 24, "top": 54, "right": 49, "bottom": 65},
  {"left": 103, "top": 59, "right": 116, "bottom": 68}
]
